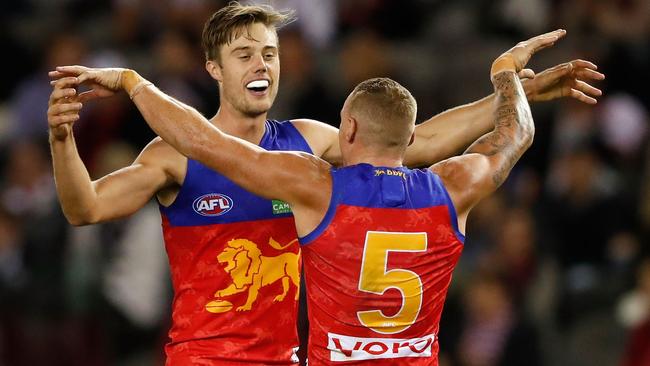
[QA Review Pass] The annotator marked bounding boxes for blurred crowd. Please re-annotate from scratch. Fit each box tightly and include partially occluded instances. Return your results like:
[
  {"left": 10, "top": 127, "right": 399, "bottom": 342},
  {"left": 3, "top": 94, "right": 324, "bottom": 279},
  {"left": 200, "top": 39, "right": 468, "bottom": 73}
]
[{"left": 0, "top": 0, "right": 649, "bottom": 365}]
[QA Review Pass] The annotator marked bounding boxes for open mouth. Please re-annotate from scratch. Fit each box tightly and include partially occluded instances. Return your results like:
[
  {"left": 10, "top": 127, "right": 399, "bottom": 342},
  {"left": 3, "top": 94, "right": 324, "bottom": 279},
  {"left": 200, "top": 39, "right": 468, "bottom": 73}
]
[{"left": 246, "top": 80, "right": 270, "bottom": 94}]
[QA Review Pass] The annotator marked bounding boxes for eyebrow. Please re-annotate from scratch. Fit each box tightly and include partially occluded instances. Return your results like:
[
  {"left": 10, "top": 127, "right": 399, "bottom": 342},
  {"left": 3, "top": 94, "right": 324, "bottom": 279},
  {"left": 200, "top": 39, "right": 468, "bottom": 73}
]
[
  {"left": 230, "top": 45, "right": 278, "bottom": 54},
  {"left": 230, "top": 46, "right": 251, "bottom": 54}
]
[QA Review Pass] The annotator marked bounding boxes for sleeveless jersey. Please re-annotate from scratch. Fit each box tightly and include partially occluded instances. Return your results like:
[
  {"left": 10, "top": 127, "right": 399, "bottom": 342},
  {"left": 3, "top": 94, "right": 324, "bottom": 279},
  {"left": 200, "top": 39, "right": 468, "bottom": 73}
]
[
  {"left": 160, "top": 120, "right": 311, "bottom": 365},
  {"left": 300, "top": 164, "right": 465, "bottom": 365}
]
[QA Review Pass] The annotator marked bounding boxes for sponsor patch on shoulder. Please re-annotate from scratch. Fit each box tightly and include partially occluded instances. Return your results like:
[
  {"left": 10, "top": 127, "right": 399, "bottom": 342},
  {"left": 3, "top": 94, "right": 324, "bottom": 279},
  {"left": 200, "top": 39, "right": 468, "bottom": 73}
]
[
  {"left": 193, "top": 193, "right": 234, "bottom": 216},
  {"left": 272, "top": 199, "right": 292, "bottom": 215},
  {"left": 327, "top": 332, "right": 435, "bottom": 362}
]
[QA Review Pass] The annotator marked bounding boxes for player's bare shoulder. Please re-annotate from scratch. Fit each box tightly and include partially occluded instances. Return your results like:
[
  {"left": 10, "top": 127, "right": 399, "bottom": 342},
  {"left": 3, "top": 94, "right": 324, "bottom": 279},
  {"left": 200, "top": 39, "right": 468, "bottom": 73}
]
[
  {"left": 295, "top": 150, "right": 332, "bottom": 179},
  {"left": 139, "top": 137, "right": 187, "bottom": 181},
  {"left": 139, "top": 137, "right": 188, "bottom": 205},
  {"left": 430, "top": 154, "right": 492, "bottom": 214},
  {"left": 290, "top": 118, "right": 339, "bottom": 159}
]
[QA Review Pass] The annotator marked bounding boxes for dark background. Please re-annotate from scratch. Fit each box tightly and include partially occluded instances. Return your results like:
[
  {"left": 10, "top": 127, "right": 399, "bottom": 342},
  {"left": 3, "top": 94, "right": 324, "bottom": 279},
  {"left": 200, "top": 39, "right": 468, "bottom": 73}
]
[{"left": 0, "top": 0, "right": 649, "bottom": 365}]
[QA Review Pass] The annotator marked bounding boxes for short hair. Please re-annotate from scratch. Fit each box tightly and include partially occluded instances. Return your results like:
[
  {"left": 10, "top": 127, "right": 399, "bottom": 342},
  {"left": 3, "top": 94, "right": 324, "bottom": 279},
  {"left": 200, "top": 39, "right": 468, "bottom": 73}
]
[
  {"left": 347, "top": 77, "right": 417, "bottom": 150},
  {"left": 201, "top": 1, "right": 295, "bottom": 63}
]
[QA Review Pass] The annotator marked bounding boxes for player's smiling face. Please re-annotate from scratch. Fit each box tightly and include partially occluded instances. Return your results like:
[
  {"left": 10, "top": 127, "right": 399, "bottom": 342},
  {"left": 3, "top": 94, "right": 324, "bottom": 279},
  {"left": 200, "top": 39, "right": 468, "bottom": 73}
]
[{"left": 214, "top": 22, "right": 280, "bottom": 118}]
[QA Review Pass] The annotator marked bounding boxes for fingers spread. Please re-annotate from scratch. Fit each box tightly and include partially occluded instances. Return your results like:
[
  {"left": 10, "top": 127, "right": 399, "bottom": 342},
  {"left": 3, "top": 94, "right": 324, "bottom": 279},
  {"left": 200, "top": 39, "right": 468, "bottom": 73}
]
[
  {"left": 575, "top": 68, "right": 606, "bottom": 80},
  {"left": 571, "top": 59, "right": 598, "bottom": 70},
  {"left": 537, "top": 61, "right": 605, "bottom": 84},
  {"left": 569, "top": 88, "right": 597, "bottom": 104},
  {"left": 573, "top": 79, "right": 602, "bottom": 97},
  {"left": 535, "top": 63, "right": 570, "bottom": 83}
]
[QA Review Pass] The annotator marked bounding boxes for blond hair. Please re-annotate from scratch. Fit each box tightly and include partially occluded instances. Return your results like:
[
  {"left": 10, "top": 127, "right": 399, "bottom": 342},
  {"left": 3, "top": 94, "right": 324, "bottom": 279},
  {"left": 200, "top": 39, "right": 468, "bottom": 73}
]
[
  {"left": 348, "top": 77, "right": 417, "bottom": 151},
  {"left": 201, "top": 1, "right": 295, "bottom": 63}
]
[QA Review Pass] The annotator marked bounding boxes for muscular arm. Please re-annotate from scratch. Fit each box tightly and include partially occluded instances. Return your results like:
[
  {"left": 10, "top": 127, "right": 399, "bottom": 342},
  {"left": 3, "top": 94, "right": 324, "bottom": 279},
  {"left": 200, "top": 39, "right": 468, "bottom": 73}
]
[
  {"left": 291, "top": 119, "right": 342, "bottom": 165},
  {"left": 121, "top": 71, "right": 332, "bottom": 235},
  {"left": 47, "top": 77, "right": 183, "bottom": 225},
  {"left": 431, "top": 71, "right": 534, "bottom": 232},
  {"left": 295, "top": 60, "right": 601, "bottom": 168},
  {"left": 292, "top": 96, "right": 497, "bottom": 168},
  {"left": 405, "top": 95, "right": 495, "bottom": 167},
  {"left": 50, "top": 134, "right": 181, "bottom": 225},
  {"left": 405, "top": 59, "right": 602, "bottom": 167}
]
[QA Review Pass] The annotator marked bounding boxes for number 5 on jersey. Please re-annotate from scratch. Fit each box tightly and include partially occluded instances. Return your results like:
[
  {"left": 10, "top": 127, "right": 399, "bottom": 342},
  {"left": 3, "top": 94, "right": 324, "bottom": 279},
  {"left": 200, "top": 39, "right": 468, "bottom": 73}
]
[{"left": 357, "top": 231, "right": 427, "bottom": 334}]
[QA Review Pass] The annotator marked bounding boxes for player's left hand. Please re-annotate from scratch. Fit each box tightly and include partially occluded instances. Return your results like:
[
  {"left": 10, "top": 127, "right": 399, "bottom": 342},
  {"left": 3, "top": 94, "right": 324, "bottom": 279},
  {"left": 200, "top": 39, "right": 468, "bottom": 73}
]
[
  {"left": 491, "top": 29, "right": 567, "bottom": 81},
  {"left": 49, "top": 65, "right": 126, "bottom": 102},
  {"left": 521, "top": 59, "right": 605, "bottom": 104}
]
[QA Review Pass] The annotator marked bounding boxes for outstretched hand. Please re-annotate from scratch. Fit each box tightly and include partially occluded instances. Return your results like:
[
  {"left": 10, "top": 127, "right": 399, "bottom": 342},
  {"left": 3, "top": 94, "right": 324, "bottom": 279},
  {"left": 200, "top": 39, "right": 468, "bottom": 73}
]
[
  {"left": 521, "top": 59, "right": 605, "bottom": 104},
  {"left": 492, "top": 29, "right": 566, "bottom": 77}
]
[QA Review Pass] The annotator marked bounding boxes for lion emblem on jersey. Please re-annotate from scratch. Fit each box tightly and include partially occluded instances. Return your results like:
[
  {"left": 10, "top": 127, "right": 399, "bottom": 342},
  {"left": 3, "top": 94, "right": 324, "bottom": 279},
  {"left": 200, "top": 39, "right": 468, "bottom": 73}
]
[{"left": 206, "top": 238, "right": 300, "bottom": 312}]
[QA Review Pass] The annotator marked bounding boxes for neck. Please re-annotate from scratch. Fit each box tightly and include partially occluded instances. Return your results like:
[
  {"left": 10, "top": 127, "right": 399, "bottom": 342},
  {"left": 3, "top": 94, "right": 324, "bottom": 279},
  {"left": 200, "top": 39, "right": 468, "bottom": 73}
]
[
  {"left": 210, "top": 105, "right": 268, "bottom": 145},
  {"left": 343, "top": 149, "right": 404, "bottom": 168}
]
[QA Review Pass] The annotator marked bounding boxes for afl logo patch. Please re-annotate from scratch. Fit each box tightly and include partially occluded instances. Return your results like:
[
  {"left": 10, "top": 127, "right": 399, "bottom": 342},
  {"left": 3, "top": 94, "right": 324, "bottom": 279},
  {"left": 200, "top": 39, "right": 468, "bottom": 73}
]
[{"left": 193, "top": 193, "right": 234, "bottom": 216}]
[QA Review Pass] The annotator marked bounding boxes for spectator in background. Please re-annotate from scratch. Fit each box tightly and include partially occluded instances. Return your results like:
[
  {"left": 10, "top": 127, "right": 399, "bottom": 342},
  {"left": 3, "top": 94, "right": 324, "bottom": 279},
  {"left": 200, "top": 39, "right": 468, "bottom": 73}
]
[
  {"left": 151, "top": 29, "right": 217, "bottom": 117},
  {"left": 248, "top": 0, "right": 337, "bottom": 49},
  {"left": 487, "top": 207, "right": 538, "bottom": 303},
  {"left": 0, "top": 140, "right": 70, "bottom": 365},
  {"left": 271, "top": 29, "right": 339, "bottom": 124},
  {"left": 619, "top": 258, "right": 650, "bottom": 366},
  {"left": 544, "top": 143, "right": 627, "bottom": 326},
  {"left": 3, "top": 1, "right": 644, "bottom": 365},
  {"left": 112, "top": 0, "right": 220, "bottom": 46},
  {"left": 338, "top": 31, "right": 394, "bottom": 91},
  {"left": 0, "top": 207, "right": 23, "bottom": 294},
  {"left": 65, "top": 141, "right": 169, "bottom": 365},
  {"left": 9, "top": 34, "right": 87, "bottom": 140},
  {"left": 454, "top": 271, "right": 541, "bottom": 366}
]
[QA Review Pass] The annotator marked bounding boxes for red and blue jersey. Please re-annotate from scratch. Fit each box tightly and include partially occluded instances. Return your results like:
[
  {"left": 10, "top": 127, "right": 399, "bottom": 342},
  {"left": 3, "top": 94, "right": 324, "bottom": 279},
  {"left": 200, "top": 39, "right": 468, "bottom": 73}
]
[
  {"left": 160, "top": 120, "right": 311, "bottom": 365},
  {"left": 300, "top": 164, "right": 464, "bottom": 365}
]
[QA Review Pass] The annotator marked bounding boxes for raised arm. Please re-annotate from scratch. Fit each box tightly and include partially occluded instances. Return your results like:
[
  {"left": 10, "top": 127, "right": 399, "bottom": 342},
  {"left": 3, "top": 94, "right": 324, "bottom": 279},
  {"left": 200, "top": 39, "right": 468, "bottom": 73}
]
[
  {"left": 294, "top": 58, "right": 603, "bottom": 168},
  {"left": 49, "top": 66, "right": 332, "bottom": 235},
  {"left": 431, "top": 30, "right": 569, "bottom": 233},
  {"left": 403, "top": 58, "right": 604, "bottom": 167},
  {"left": 47, "top": 77, "right": 184, "bottom": 225}
]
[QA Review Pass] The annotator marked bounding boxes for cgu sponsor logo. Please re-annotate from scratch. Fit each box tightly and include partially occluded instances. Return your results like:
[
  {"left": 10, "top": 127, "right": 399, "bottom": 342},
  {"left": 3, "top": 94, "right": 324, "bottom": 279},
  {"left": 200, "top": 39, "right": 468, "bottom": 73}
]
[
  {"left": 193, "top": 193, "right": 234, "bottom": 216},
  {"left": 327, "top": 332, "right": 435, "bottom": 362}
]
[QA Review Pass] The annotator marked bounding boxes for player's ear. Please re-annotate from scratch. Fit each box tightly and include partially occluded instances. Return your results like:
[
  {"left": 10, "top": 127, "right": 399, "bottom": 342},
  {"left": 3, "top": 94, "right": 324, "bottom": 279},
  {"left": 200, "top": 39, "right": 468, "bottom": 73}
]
[
  {"left": 206, "top": 60, "right": 223, "bottom": 82},
  {"left": 344, "top": 116, "right": 357, "bottom": 144}
]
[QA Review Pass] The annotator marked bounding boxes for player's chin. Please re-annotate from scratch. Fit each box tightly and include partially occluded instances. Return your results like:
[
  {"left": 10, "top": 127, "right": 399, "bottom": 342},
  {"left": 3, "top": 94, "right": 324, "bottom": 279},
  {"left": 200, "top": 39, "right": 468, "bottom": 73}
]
[
  {"left": 243, "top": 102, "right": 272, "bottom": 117},
  {"left": 250, "top": 97, "right": 275, "bottom": 113}
]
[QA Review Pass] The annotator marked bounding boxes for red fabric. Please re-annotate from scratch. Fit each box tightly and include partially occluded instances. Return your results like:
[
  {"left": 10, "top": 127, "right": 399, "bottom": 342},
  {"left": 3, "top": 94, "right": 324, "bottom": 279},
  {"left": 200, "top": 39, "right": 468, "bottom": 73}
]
[
  {"left": 162, "top": 215, "right": 301, "bottom": 365},
  {"left": 621, "top": 318, "right": 650, "bottom": 366},
  {"left": 303, "top": 205, "right": 463, "bottom": 365}
]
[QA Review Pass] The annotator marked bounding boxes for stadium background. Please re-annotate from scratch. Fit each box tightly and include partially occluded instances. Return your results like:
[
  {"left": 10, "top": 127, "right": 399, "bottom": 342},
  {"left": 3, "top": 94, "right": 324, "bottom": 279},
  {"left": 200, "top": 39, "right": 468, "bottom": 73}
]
[{"left": 0, "top": 0, "right": 649, "bottom": 365}]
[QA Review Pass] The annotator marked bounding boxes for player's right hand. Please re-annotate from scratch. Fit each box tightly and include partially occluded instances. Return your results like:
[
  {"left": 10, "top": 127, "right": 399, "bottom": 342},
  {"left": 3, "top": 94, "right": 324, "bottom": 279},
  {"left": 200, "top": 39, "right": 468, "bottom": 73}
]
[
  {"left": 47, "top": 76, "right": 83, "bottom": 141},
  {"left": 49, "top": 65, "right": 126, "bottom": 102},
  {"left": 522, "top": 59, "right": 605, "bottom": 104},
  {"left": 492, "top": 29, "right": 566, "bottom": 77}
]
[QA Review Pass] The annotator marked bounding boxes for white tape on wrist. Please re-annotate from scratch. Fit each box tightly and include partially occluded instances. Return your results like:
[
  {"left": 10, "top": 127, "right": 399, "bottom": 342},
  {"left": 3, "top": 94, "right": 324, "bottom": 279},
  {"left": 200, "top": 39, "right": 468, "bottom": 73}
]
[{"left": 129, "top": 81, "right": 154, "bottom": 100}]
